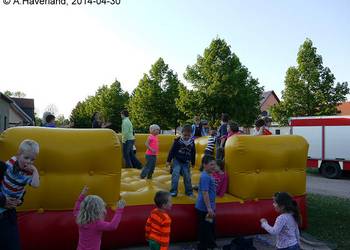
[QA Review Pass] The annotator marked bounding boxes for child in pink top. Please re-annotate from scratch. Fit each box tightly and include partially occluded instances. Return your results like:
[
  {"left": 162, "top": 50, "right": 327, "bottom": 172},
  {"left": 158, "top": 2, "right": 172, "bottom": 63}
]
[
  {"left": 212, "top": 160, "right": 228, "bottom": 197},
  {"left": 140, "top": 124, "right": 160, "bottom": 179},
  {"left": 74, "top": 186, "right": 125, "bottom": 250}
]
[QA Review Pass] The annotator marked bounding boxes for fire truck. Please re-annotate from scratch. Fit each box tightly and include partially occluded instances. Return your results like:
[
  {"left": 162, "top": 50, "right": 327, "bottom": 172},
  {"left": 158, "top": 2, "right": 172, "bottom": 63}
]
[{"left": 290, "top": 116, "right": 350, "bottom": 178}]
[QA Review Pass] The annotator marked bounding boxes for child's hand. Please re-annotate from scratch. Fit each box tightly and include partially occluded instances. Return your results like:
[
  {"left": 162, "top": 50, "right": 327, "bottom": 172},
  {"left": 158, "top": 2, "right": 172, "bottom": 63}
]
[
  {"left": 207, "top": 208, "right": 215, "bottom": 218},
  {"left": 5, "top": 197, "right": 21, "bottom": 209},
  {"left": 151, "top": 148, "right": 156, "bottom": 154},
  {"left": 23, "top": 164, "right": 36, "bottom": 173},
  {"left": 166, "top": 162, "right": 171, "bottom": 168},
  {"left": 260, "top": 218, "right": 267, "bottom": 225},
  {"left": 117, "top": 199, "right": 126, "bottom": 208},
  {"left": 81, "top": 185, "right": 89, "bottom": 196}
]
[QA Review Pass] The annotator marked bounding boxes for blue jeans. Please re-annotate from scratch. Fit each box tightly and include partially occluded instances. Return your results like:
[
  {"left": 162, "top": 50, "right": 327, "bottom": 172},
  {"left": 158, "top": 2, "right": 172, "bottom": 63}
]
[
  {"left": 0, "top": 209, "right": 21, "bottom": 250},
  {"left": 170, "top": 159, "right": 193, "bottom": 195},
  {"left": 123, "top": 140, "right": 142, "bottom": 169},
  {"left": 278, "top": 244, "right": 300, "bottom": 250},
  {"left": 140, "top": 155, "right": 157, "bottom": 179}
]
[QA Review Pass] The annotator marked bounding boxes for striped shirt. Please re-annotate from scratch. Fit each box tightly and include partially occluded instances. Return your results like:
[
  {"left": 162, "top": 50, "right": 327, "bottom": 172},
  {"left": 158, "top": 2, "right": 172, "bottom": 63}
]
[
  {"left": 145, "top": 208, "right": 172, "bottom": 250},
  {"left": 0, "top": 156, "right": 33, "bottom": 214},
  {"left": 205, "top": 136, "right": 216, "bottom": 153}
]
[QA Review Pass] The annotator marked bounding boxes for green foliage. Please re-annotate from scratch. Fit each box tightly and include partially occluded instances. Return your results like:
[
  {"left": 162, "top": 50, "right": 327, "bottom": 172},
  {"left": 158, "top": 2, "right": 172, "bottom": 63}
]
[
  {"left": 55, "top": 115, "right": 70, "bottom": 127},
  {"left": 128, "top": 58, "right": 185, "bottom": 132},
  {"left": 70, "top": 80, "right": 129, "bottom": 131},
  {"left": 3, "top": 90, "right": 26, "bottom": 98},
  {"left": 271, "top": 38, "right": 349, "bottom": 125},
  {"left": 177, "top": 38, "right": 263, "bottom": 126}
]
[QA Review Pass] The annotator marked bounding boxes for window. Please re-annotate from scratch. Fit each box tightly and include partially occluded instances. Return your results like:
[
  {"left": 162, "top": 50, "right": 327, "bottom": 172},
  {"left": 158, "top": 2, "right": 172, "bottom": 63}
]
[
  {"left": 4, "top": 116, "right": 7, "bottom": 130},
  {"left": 275, "top": 129, "right": 280, "bottom": 135}
]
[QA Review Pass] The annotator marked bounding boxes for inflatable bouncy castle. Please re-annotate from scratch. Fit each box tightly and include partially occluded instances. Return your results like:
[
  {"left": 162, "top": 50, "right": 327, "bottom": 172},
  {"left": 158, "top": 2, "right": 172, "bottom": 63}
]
[{"left": 0, "top": 127, "right": 308, "bottom": 250}]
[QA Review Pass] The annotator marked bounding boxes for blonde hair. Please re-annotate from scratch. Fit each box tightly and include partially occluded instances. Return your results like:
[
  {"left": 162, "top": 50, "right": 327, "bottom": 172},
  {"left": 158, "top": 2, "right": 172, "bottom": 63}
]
[
  {"left": 76, "top": 195, "right": 106, "bottom": 225},
  {"left": 18, "top": 139, "right": 39, "bottom": 155},
  {"left": 149, "top": 124, "right": 160, "bottom": 133}
]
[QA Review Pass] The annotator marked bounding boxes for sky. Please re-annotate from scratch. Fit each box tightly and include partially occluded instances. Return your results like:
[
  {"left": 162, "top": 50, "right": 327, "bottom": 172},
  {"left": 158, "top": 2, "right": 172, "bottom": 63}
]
[{"left": 0, "top": 0, "right": 349, "bottom": 118}]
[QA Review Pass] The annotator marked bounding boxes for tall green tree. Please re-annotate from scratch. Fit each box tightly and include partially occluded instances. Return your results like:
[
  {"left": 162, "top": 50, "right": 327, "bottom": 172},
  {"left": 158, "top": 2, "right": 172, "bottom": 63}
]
[
  {"left": 128, "top": 58, "right": 185, "bottom": 132},
  {"left": 70, "top": 80, "right": 129, "bottom": 131},
  {"left": 271, "top": 38, "right": 349, "bottom": 125},
  {"left": 177, "top": 38, "right": 263, "bottom": 126}
]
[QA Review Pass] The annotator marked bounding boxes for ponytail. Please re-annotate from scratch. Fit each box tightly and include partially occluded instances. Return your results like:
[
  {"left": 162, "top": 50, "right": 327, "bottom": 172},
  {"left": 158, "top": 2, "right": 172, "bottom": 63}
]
[
  {"left": 291, "top": 200, "right": 301, "bottom": 225},
  {"left": 274, "top": 192, "right": 301, "bottom": 225}
]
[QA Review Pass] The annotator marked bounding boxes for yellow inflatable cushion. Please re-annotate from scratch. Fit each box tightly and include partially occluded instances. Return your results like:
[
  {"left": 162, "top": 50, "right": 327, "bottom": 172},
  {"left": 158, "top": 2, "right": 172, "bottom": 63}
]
[
  {"left": 0, "top": 127, "right": 122, "bottom": 211},
  {"left": 225, "top": 135, "right": 308, "bottom": 200},
  {"left": 120, "top": 168, "right": 243, "bottom": 206}
]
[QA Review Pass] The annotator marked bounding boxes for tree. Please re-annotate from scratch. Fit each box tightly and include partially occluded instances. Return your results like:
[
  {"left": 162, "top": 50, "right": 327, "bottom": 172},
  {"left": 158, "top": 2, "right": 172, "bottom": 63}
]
[
  {"left": 4, "top": 90, "right": 26, "bottom": 98},
  {"left": 45, "top": 104, "right": 59, "bottom": 116},
  {"left": 128, "top": 58, "right": 185, "bottom": 132},
  {"left": 70, "top": 80, "right": 129, "bottom": 131},
  {"left": 55, "top": 115, "right": 70, "bottom": 127},
  {"left": 271, "top": 38, "right": 349, "bottom": 125},
  {"left": 177, "top": 38, "right": 263, "bottom": 126}
]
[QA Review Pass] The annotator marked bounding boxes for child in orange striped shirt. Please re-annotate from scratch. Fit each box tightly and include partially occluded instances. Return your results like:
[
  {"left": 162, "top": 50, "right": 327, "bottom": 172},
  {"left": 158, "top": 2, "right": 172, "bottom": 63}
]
[{"left": 145, "top": 191, "right": 172, "bottom": 250}]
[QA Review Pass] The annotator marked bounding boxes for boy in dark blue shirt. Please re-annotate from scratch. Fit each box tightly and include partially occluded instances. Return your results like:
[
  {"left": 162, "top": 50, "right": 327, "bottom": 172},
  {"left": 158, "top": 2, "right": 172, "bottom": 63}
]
[
  {"left": 195, "top": 155, "right": 217, "bottom": 250},
  {"left": 166, "top": 125, "right": 196, "bottom": 197}
]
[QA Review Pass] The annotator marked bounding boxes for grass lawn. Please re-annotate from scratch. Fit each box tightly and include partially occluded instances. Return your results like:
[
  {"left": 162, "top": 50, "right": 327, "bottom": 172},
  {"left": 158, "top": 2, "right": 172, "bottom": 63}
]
[{"left": 306, "top": 194, "right": 350, "bottom": 250}]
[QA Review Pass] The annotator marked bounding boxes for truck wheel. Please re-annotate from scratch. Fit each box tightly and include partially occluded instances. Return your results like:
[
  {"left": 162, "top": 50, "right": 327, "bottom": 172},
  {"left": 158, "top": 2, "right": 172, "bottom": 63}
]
[{"left": 320, "top": 162, "right": 342, "bottom": 179}]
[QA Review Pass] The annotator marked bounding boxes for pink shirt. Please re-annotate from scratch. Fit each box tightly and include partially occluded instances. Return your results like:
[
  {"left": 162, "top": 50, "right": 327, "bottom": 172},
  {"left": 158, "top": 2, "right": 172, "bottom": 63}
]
[
  {"left": 146, "top": 134, "right": 159, "bottom": 156},
  {"left": 73, "top": 195, "right": 124, "bottom": 250},
  {"left": 212, "top": 171, "right": 228, "bottom": 197}
]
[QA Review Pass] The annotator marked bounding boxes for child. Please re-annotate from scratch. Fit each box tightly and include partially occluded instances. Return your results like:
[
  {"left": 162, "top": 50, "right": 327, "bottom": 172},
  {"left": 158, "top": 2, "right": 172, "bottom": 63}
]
[
  {"left": 0, "top": 139, "right": 40, "bottom": 250},
  {"left": 141, "top": 124, "right": 160, "bottom": 179},
  {"left": 204, "top": 129, "right": 217, "bottom": 156},
  {"left": 253, "top": 118, "right": 272, "bottom": 135},
  {"left": 145, "top": 191, "right": 172, "bottom": 250},
  {"left": 74, "top": 186, "right": 126, "bottom": 250},
  {"left": 260, "top": 192, "right": 301, "bottom": 250},
  {"left": 216, "top": 113, "right": 229, "bottom": 159},
  {"left": 195, "top": 155, "right": 217, "bottom": 250},
  {"left": 44, "top": 114, "right": 56, "bottom": 128},
  {"left": 166, "top": 125, "right": 196, "bottom": 197},
  {"left": 191, "top": 116, "right": 206, "bottom": 138},
  {"left": 219, "top": 121, "right": 240, "bottom": 148},
  {"left": 212, "top": 160, "right": 228, "bottom": 197}
]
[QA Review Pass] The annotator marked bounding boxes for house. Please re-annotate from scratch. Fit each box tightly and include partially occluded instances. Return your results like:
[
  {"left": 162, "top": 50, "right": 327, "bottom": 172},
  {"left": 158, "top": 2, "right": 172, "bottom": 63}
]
[
  {"left": 11, "top": 97, "right": 35, "bottom": 125},
  {"left": 260, "top": 90, "right": 280, "bottom": 116},
  {"left": 0, "top": 93, "right": 11, "bottom": 132},
  {"left": 337, "top": 101, "right": 350, "bottom": 116},
  {"left": 0, "top": 92, "right": 34, "bottom": 132}
]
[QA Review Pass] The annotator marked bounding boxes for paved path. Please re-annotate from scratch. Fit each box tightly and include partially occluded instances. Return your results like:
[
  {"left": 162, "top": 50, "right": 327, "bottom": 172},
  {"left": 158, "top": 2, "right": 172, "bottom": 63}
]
[{"left": 307, "top": 173, "right": 350, "bottom": 199}]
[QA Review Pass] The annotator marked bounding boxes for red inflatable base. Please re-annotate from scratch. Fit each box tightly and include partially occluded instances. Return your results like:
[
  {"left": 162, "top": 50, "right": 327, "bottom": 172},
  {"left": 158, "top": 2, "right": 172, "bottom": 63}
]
[{"left": 18, "top": 195, "right": 307, "bottom": 250}]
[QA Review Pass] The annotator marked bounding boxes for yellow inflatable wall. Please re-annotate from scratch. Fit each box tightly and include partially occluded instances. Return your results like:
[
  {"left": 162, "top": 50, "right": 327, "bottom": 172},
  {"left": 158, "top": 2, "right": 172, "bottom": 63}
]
[
  {"left": 0, "top": 127, "right": 122, "bottom": 211},
  {"left": 225, "top": 135, "right": 308, "bottom": 200}
]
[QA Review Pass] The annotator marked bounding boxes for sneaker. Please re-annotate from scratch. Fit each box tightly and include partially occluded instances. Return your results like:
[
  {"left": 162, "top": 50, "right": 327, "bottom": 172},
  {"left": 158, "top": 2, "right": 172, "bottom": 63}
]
[
  {"left": 186, "top": 193, "right": 195, "bottom": 198},
  {"left": 170, "top": 192, "right": 177, "bottom": 197}
]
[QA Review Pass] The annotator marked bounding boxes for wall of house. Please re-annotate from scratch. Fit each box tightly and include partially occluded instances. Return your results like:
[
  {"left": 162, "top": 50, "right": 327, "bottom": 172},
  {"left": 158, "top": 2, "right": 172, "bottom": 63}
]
[
  {"left": 0, "top": 98, "right": 10, "bottom": 132},
  {"left": 9, "top": 108, "right": 24, "bottom": 127},
  {"left": 261, "top": 94, "right": 279, "bottom": 115}
]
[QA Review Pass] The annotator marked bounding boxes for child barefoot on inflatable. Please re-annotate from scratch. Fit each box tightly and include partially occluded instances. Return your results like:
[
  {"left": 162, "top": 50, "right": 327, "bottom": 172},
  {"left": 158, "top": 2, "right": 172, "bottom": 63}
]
[
  {"left": 166, "top": 125, "right": 196, "bottom": 197},
  {"left": 74, "top": 186, "right": 125, "bottom": 250},
  {"left": 140, "top": 124, "right": 160, "bottom": 179}
]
